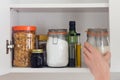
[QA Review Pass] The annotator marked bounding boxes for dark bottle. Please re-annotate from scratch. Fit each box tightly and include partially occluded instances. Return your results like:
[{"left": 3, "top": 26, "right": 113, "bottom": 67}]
[
  {"left": 68, "top": 21, "right": 77, "bottom": 67},
  {"left": 30, "top": 49, "right": 44, "bottom": 68},
  {"left": 69, "top": 34, "right": 76, "bottom": 67},
  {"left": 68, "top": 21, "right": 77, "bottom": 43}
]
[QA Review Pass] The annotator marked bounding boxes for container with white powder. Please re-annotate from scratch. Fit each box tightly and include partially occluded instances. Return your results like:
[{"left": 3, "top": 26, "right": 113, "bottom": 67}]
[
  {"left": 87, "top": 28, "right": 110, "bottom": 54},
  {"left": 47, "top": 29, "right": 68, "bottom": 67}
]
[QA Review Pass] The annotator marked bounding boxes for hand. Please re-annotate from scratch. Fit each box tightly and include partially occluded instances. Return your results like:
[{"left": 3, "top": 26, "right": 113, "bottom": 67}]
[{"left": 83, "top": 42, "right": 111, "bottom": 80}]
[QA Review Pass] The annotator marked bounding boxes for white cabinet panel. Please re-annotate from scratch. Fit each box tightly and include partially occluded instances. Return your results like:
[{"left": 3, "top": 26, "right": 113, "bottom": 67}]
[
  {"left": 109, "top": 0, "right": 120, "bottom": 71},
  {"left": 0, "top": 0, "right": 11, "bottom": 75}
]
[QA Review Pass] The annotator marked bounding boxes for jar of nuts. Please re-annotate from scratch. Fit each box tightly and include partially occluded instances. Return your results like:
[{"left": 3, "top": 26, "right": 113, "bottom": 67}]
[{"left": 12, "top": 26, "right": 36, "bottom": 67}]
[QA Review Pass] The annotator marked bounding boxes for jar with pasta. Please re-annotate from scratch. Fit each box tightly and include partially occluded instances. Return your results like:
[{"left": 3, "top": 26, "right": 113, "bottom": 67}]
[{"left": 12, "top": 26, "right": 36, "bottom": 67}]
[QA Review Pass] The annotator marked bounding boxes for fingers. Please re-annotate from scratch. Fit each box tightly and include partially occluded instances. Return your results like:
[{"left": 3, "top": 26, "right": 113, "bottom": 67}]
[
  {"left": 83, "top": 43, "right": 93, "bottom": 67},
  {"left": 103, "top": 51, "right": 111, "bottom": 63},
  {"left": 83, "top": 52, "right": 91, "bottom": 68},
  {"left": 84, "top": 42, "right": 96, "bottom": 54},
  {"left": 83, "top": 47, "right": 91, "bottom": 57}
]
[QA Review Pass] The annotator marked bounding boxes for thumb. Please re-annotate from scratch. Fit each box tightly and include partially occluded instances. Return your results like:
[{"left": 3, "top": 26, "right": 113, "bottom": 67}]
[{"left": 103, "top": 51, "right": 111, "bottom": 63}]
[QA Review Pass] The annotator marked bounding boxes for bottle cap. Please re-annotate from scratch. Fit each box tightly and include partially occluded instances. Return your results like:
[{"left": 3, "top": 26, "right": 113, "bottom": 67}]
[
  {"left": 69, "top": 21, "right": 76, "bottom": 31},
  {"left": 77, "top": 33, "right": 81, "bottom": 36}
]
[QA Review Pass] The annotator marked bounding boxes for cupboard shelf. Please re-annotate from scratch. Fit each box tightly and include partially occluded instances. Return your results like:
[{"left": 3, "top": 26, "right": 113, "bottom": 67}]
[
  {"left": 11, "top": 68, "right": 90, "bottom": 73},
  {"left": 10, "top": 3, "right": 109, "bottom": 12},
  {"left": 11, "top": 68, "right": 118, "bottom": 73},
  {"left": 10, "top": 3, "right": 109, "bottom": 9}
]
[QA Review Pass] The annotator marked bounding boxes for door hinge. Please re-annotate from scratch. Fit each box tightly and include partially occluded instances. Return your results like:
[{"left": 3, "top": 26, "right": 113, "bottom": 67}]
[{"left": 6, "top": 40, "right": 14, "bottom": 54}]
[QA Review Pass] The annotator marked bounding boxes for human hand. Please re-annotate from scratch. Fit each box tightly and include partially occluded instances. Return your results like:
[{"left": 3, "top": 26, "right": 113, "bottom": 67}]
[{"left": 83, "top": 42, "right": 111, "bottom": 80}]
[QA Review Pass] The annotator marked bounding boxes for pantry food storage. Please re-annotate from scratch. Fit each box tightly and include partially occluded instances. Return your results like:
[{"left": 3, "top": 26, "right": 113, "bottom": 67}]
[
  {"left": 47, "top": 29, "right": 68, "bottom": 67},
  {"left": 1, "top": 0, "right": 109, "bottom": 73},
  {"left": 1, "top": 0, "right": 120, "bottom": 79},
  {"left": 10, "top": 7, "right": 109, "bottom": 68},
  {"left": 86, "top": 28, "right": 110, "bottom": 54},
  {"left": 12, "top": 26, "right": 36, "bottom": 67}
]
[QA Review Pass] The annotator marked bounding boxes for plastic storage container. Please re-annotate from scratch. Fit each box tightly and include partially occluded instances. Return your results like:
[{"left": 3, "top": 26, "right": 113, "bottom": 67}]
[
  {"left": 12, "top": 26, "right": 36, "bottom": 67},
  {"left": 47, "top": 29, "right": 68, "bottom": 67}
]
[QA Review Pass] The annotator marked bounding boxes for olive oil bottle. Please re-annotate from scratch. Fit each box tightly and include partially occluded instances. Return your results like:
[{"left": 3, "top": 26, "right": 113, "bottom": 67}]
[{"left": 76, "top": 33, "right": 81, "bottom": 67}]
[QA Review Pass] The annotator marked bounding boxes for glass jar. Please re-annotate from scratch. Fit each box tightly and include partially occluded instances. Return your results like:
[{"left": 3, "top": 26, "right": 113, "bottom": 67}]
[
  {"left": 38, "top": 34, "right": 48, "bottom": 66},
  {"left": 87, "top": 29, "right": 96, "bottom": 47},
  {"left": 87, "top": 28, "right": 110, "bottom": 54},
  {"left": 12, "top": 26, "right": 36, "bottom": 67},
  {"left": 30, "top": 49, "right": 44, "bottom": 68},
  {"left": 47, "top": 29, "right": 68, "bottom": 67},
  {"left": 96, "top": 29, "right": 110, "bottom": 54}
]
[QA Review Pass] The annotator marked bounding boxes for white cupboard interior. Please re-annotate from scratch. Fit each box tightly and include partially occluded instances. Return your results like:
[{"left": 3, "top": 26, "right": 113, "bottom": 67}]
[
  {"left": 10, "top": 7, "right": 109, "bottom": 68},
  {"left": 1, "top": 0, "right": 114, "bottom": 79}
]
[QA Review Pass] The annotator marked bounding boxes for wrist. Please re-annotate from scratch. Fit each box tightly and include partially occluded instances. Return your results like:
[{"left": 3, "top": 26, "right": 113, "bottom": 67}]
[{"left": 95, "top": 73, "right": 110, "bottom": 80}]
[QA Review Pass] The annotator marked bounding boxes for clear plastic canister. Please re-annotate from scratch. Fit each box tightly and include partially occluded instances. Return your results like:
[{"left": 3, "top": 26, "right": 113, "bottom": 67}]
[{"left": 12, "top": 26, "right": 36, "bottom": 67}]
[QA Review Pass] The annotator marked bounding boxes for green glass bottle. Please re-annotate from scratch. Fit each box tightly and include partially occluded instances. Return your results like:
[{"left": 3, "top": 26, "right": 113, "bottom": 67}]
[
  {"left": 68, "top": 21, "right": 77, "bottom": 67},
  {"left": 68, "top": 21, "right": 77, "bottom": 43}
]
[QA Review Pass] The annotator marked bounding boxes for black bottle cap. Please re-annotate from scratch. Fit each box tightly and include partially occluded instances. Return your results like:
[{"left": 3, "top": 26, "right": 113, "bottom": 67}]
[
  {"left": 69, "top": 21, "right": 76, "bottom": 31},
  {"left": 70, "top": 34, "right": 74, "bottom": 36},
  {"left": 77, "top": 33, "right": 81, "bottom": 36}
]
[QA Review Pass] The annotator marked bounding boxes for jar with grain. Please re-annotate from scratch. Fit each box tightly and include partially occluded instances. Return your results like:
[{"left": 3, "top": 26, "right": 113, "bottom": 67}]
[{"left": 12, "top": 26, "right": 36, "bottom": 67}]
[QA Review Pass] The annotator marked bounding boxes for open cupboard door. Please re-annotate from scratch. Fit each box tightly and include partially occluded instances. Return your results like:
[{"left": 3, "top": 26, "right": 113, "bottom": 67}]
[{"left": 0, "top": 0, "right": 11, "bottom": 75}]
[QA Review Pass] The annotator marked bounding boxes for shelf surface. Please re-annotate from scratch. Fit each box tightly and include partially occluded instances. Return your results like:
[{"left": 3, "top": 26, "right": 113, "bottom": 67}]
[
  {"left": 10, "top": 3, "right": 109, "bottom": 9},
  {"left": 11, "top": 68, "right": 90, "bottom": 73},
  {"left": 10, "top": 3, "right": 109, "bottom": 12},
  {"left": 11, "top": 68, "right": 118, "bottom": 73}
]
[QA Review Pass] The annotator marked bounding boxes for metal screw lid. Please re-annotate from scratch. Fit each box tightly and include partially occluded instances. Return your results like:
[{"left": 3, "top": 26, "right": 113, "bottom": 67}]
[{"left": 32, "top": 49, "right": 43, "bottom": 53}]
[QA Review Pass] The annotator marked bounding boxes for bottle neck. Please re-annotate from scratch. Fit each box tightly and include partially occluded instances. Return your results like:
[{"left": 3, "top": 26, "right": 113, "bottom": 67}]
[
  {"left": 77, "top": 35, "right": 80, "bottom": 44},
  {"left": 69, "top": 30, "right": 76, "bottom": 34}
]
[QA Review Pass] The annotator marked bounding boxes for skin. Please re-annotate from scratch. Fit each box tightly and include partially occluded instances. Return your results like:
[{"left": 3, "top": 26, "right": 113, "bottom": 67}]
[{"left": 83, "top": 42, "right": 111, "bottom": 80}]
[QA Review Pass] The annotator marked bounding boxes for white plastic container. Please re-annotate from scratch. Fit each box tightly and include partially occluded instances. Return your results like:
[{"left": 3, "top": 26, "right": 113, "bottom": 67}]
[{"left": 47, "top": 29, "right": 68, "bottom": 67}]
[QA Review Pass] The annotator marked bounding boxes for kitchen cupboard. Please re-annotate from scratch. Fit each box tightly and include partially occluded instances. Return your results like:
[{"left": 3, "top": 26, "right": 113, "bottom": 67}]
[{"left": 0, "top": 0, "right": 120, "bottom": 80}]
